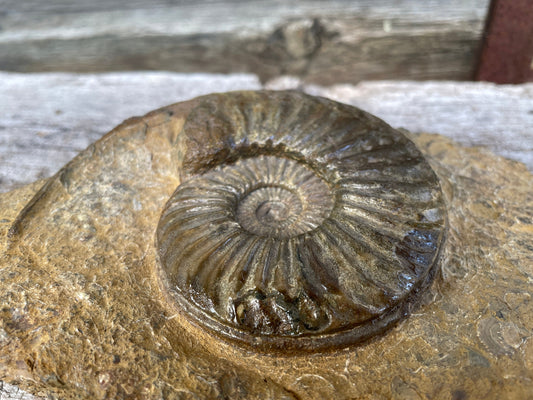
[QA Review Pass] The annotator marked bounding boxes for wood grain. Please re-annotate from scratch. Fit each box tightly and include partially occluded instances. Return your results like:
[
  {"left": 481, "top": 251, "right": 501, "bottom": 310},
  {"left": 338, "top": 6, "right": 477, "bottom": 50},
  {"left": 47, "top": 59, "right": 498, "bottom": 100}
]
[
  {"left": 0, "top": 72, "right": 261, "bottom": 193},
  {"left": 0, "top": 0, "right": 489, "bottom": 84}
]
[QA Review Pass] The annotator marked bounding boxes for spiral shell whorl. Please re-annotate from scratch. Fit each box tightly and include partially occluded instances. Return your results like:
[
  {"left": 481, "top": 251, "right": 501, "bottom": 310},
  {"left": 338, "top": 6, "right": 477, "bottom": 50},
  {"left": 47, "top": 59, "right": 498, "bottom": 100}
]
[{"left": 157, "top": 91, "right": 446, "bottom": 351}]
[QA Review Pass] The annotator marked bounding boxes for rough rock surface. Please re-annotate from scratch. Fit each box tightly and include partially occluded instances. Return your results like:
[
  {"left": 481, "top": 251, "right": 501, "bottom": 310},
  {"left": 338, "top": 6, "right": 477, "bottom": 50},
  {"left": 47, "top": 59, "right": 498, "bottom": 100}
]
[{"left": 0, "top": 95, "right": 532, "bottom": 399}]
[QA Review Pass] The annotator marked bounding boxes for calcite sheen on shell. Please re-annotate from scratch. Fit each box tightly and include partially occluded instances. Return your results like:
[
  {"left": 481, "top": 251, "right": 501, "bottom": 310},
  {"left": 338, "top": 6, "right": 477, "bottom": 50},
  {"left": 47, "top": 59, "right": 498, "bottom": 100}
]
[{"left": 0, "top": 91, "right": 532, "bottom": 400}]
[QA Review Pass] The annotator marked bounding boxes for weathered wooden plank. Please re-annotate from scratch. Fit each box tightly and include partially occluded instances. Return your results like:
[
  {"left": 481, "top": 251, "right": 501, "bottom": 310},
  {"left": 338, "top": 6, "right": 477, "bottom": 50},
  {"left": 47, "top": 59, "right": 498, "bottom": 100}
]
[
  {"left": 0, "top": 0, "right": 489, "bottom": 84},
  {"left": 0, "top": 72, "right": 262, "bottom": 192},
  {"left": 1, "top": 72, "right": 532, "bottom": 195}
]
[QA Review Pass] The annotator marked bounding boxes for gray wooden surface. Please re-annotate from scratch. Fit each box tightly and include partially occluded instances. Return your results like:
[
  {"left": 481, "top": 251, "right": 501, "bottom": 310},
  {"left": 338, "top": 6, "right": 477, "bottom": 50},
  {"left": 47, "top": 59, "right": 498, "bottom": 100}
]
[
  {"left": 1, "top": 72, "right": 532, "bottom": 195},
  {"left": 0, "top": 72, "right": 262, "bottom": 193},
  {"left": 0, "top": 0, "right": 489, "bottom": 84}
]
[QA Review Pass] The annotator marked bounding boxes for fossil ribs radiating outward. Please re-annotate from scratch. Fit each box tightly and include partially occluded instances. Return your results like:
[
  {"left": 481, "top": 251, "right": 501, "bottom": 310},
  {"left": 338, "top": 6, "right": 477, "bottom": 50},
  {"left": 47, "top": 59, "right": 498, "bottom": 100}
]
[{"left": 156, "top": 91, "right": 447, "bottom": 352}]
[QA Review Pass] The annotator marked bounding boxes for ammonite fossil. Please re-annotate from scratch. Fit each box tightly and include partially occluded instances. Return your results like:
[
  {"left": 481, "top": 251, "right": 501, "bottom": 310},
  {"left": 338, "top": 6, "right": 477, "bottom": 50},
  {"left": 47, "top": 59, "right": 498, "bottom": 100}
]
[
  {"left": 155, "top": 90, "right": 447, "bottom": 351},
  {"left": 2, "top": 89, "right": 533, "bottom": 399}
]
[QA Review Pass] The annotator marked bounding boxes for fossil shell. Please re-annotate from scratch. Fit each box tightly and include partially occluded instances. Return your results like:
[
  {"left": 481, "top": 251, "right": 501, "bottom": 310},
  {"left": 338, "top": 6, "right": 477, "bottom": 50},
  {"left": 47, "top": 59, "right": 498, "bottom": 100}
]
[
  {"left": 477, "top": 317, "right": 523, "bottom": 357},
  {"left": 156, "top": 91, "right": 447, "bottom": 352}
]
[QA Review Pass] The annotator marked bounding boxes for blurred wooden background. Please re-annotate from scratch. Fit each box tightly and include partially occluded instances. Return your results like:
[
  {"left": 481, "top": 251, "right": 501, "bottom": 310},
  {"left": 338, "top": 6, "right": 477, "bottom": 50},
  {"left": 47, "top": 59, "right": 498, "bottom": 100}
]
[{"left": 0, "top": 0, "right": 490, "bottom": 85}]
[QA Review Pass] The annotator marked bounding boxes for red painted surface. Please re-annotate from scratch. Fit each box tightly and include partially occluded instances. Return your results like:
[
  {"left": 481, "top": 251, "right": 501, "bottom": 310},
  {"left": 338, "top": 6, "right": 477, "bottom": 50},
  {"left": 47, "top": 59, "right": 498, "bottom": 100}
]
[{"left": 476, "top": 0, "right": 533, "bottom": 83}]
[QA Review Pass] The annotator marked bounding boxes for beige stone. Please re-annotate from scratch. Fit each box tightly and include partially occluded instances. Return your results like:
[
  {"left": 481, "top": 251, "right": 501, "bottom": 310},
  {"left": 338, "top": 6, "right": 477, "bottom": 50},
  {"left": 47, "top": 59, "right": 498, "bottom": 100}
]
[{"left": 0, "top": 92, "right": 531, "bottom": 399}]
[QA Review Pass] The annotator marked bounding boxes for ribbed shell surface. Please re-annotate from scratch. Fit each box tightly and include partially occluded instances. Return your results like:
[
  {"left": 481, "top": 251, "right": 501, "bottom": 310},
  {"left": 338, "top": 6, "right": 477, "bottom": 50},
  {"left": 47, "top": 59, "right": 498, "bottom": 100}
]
[{"left": 156, "top": 91, "right": 446, "bottom": 352}]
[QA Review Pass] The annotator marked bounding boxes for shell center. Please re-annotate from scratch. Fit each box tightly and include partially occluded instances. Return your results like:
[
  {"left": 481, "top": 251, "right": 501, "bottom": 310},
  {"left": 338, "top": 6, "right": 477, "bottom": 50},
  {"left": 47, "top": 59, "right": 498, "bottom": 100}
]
[
  {"left": 256, "top": 200, "right": 290, "bottom": 223},
  {"left": 238, "top": 185, "right": 303, "bottom": 236},
  {"left": 229, "top": 156, "right": 333, "bottom": 238}
]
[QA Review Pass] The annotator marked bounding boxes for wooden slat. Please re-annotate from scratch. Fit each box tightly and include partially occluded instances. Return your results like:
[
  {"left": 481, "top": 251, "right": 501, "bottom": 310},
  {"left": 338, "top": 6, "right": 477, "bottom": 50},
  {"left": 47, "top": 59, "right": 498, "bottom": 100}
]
[
  {"left": 0, "top": 72, "right": 262, "bottom": 192},
  {"left": 0, "top": 0, "right": 489, "bottom": 84},
  {"left": 1, "top": 72, "right": 532, "bottom": 195}
]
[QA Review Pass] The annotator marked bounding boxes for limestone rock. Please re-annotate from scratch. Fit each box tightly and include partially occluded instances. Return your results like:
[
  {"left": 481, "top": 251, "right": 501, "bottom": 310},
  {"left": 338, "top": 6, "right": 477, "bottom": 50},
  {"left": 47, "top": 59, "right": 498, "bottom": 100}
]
[{"left": 0, "top": 92, "right": 531, "bottom": 399}]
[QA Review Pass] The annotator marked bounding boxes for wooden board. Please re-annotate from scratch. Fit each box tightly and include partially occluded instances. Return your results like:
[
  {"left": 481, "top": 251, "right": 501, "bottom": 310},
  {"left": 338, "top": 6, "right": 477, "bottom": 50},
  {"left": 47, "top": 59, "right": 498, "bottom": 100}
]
[
  {"left": 0, "top": 72, "right": 261, "bottom": 193},
  {"left": 1, "top": 72, "right": 532, "bottom": 195},
  {"left": 0, "top": 0, "right": 490, "bottom": 84}
]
